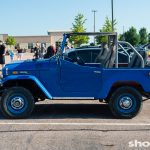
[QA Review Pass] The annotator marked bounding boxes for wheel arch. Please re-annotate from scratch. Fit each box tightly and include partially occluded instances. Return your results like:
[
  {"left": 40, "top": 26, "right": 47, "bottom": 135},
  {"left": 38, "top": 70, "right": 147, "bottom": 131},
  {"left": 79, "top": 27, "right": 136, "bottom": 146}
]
[
  {"left": 2, "top": 78, "right": 52, "bottom": 100},
  {"left": 105, "top": 81, "right": 144, "bottom": 102}
]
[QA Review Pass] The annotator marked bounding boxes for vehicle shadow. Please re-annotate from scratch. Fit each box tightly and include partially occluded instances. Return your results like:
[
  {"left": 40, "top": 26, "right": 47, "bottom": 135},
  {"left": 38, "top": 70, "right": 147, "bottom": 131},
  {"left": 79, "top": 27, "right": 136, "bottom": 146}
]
[
  {"left": 0, "top": 103, "right": 115, "bottom": 119},
  {"left": 30, "top": 103, "right": 114, "bottom": 119}
]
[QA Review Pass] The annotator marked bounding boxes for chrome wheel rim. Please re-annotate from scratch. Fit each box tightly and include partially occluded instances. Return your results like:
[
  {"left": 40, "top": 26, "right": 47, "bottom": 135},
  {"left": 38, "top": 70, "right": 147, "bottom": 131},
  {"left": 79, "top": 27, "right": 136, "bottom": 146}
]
[
  {"left": 10, "top": 97, "right": 25, "bottom": 110},
  {"left": 119, "top": 96, "right": 133, "bottom": 110}
]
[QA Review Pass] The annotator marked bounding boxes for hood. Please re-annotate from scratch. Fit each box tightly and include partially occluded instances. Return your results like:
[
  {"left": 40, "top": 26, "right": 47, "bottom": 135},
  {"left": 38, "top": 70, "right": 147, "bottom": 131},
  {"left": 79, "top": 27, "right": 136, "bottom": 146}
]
[
  {"left": 4, "top": 59, "right": 36, "bottom": 71},
  {"left": 2, "top": 59, "right": 47, "bottom": 77},
  {"left": 2, "top": 57, "right": 56, "bottom": 77}
]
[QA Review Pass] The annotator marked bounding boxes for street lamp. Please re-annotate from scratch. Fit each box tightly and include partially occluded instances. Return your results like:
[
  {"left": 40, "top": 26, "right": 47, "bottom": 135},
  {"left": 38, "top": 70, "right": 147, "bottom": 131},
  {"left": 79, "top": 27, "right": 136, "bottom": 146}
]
[
  {"left": 111, "top": 0, "right": 114, "bottom": 32},
  {"left": 92, "top": 10, "right": 97, "bottom": 44},
  {"left": 92, "top": 10, "right": 97, "bottom": 32}
]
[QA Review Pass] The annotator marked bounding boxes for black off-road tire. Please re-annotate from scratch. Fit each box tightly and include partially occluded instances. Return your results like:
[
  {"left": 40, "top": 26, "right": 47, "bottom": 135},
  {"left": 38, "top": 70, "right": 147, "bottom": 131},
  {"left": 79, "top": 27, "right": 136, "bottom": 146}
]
[
  {"left": 0, "top": 87, "right": 35, "bottom": 119},
  {"left": 109, "top": 86, "right": 142, "bottom": 119}
]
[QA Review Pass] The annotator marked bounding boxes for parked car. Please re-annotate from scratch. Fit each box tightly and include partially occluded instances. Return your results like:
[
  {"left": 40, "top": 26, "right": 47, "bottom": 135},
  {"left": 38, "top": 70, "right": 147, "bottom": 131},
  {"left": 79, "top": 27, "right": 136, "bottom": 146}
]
[{"left": 64, "top": 46, "right": 129, "bottom": 66}]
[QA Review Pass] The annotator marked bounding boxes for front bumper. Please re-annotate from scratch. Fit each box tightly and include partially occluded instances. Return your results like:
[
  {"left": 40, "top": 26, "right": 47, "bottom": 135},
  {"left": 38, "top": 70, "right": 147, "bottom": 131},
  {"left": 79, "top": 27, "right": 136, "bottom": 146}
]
[
  {"left": 0, "top": 79, "right": 4, "bottom": 96},
  {"left": 0, "top": 80, "right": 2, "bottom": 86}
]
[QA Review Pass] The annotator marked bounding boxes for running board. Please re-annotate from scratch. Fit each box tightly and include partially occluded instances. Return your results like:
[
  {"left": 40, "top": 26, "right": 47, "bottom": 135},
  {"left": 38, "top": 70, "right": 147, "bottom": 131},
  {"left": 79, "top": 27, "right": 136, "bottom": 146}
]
[{"left": 52, "top": 97, "right": 95, "bottom": 100}]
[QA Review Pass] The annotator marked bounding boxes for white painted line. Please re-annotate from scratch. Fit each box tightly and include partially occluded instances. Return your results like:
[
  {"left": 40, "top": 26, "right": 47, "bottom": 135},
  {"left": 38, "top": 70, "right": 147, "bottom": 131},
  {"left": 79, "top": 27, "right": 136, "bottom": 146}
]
[{"left": 0, "top": 123, "right": 149, "bottom": 126}]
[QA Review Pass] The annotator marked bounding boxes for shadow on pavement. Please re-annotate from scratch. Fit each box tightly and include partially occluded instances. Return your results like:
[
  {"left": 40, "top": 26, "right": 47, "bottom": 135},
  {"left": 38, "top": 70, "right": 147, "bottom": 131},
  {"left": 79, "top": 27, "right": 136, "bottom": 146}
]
[
  {"left": 30, "top": 103, "right": 114, "bottom": 119},
  {"left": 0, "top": 103, "right": 114, "bottom": 119}
]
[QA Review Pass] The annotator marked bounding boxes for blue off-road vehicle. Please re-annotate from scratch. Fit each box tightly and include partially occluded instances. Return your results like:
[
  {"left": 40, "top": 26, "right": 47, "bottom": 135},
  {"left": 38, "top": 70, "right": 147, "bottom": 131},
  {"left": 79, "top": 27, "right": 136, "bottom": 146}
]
[{"left": 0, "top": 32, "right": 149, "bottom": 119}]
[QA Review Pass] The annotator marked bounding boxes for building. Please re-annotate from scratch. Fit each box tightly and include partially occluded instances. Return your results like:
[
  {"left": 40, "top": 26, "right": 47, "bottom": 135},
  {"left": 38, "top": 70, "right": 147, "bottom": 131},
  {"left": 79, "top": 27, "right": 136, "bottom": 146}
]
[
  {"left": 47, "top": 30, "right": 71, "bottom": 49},
  {"left": 14, "top": 35, "right": 51, "bottom": 50},
  {"left": 0, "top": 30, "right": 70, "bottom": 50},
  {"left": 0, "top": 34, "right": 8, "bottom": 42}
]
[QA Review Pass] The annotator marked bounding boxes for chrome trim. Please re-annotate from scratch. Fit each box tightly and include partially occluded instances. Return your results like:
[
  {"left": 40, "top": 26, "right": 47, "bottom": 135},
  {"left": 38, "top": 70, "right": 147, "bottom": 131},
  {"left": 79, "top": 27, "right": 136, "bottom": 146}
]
[
  {"left": 11, "top": 97, "right": 25, "bottom": 110},
  {"left": 119, "top": 96, "right": 133, "bottom": 109},
  {"left": 53, "top": 97, "right": 95, "bottom": 100},
  {"left": 94, "top": 71, "right": 101, "bottom": 74}
]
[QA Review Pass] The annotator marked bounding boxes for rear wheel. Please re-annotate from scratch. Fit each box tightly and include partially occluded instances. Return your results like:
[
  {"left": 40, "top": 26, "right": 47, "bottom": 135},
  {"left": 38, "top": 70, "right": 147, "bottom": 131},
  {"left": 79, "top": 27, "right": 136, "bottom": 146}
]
[
  {"left": 0, "top": 87, "right": 35, "bottom": 119},
  {"left": 109, "top": 86, "right": 142, "bottom": 119}
]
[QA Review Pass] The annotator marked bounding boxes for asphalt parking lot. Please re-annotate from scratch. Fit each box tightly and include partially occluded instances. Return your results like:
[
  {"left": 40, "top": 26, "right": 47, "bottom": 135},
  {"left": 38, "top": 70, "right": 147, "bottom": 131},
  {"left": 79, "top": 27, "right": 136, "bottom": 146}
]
[
  {"left": 0, "top": 99, "right": 150, "bottom": 150},
  {"left": 1, "top": 53, "right": 150, "bottom": 150}
]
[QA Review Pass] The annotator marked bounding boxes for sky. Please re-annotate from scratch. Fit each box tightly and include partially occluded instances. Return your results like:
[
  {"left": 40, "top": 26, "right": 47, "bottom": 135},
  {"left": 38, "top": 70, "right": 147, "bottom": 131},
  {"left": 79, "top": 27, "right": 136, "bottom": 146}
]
[{"left": 0, "top": 0, "right": 150, "bottom": 36}]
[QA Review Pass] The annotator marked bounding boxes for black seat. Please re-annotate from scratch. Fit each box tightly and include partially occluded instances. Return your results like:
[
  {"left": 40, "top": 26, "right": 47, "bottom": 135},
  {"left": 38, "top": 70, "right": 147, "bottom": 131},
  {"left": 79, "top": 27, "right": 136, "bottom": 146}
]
[
  {"left": 128, "top": 51, "right": 147, "bottom": 68},
  {"left": 95, "top": 44, "right": 116, "bottom": 68},
  {"left": 95, "top": 46, "right": 112, "bottom": 67},
  {"left": 105, "top": 46, "right": 116, "bottom": 68}
]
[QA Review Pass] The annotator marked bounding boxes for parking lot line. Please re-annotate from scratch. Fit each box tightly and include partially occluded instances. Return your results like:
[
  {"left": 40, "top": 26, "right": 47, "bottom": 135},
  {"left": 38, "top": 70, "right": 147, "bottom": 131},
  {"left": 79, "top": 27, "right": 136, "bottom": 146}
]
[{"left": 0, "top": 123, "right": 150, "bottom": 126}]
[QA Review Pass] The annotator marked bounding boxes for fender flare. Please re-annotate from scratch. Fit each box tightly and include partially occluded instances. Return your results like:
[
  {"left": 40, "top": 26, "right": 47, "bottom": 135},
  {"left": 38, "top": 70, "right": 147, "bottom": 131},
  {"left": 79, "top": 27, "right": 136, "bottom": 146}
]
[
  {"left": 1, "top": 75, "right": 53, "bottom": 99},
  {"left": 99, "top": 80, "right": 145, "bottom": 99}
]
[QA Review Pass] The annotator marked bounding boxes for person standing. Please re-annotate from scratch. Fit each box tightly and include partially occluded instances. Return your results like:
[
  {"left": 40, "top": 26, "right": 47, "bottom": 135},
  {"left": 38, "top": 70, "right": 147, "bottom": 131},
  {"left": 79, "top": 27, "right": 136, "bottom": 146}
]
[
  {"left": 8, "top": 49, "right": 14, "bottom": 62},
  {"left": 0, "top": 40, "right": 6, "bottom": 69},
  {"left": 40, "top": 43, "right": 46, "bottom": 58},
  {"left": 17, "top": 46, "right": 23, "bottom": 60},
  {"left": 33, "top": 42, "right": 40, "bottom": 59}
]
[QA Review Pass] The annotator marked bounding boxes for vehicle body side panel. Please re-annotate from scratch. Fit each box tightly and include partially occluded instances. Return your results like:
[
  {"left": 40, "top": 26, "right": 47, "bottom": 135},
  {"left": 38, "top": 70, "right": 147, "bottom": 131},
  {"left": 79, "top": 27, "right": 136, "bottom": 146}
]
[
  {"left": 60, "top": 59, "right": 102, "bottom": 96},
  {"left": 38, "top": 58, "right": 102, "bottom": 97},
  {"left": 2, "top": 58, "right": 150, "bottom": 100},
  {"left": 38, "top": 58, "right": 63, "bottom": 97},
  {"left": 99, "top": 68, "right": 150, "bottom": 99}
]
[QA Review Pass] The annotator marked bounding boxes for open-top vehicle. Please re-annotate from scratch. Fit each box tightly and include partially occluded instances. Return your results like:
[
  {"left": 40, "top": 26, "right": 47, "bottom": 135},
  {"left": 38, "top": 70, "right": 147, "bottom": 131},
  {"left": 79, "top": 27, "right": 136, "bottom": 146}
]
[{"left": 0, "top": 32, "right": 149, "bottom": 119}]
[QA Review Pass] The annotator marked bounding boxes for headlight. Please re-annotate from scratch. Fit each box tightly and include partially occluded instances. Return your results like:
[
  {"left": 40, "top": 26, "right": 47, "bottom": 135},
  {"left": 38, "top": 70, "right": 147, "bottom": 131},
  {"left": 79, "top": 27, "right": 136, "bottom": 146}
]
[
  {"left": 2, "top": 67, "right": 9, "bottom": 77},
  {"left": 0, "top": 74, "right": 3, "bottom": 79},
  {"left": 5, "top": 68, "right": 8, "bottom": 75}
]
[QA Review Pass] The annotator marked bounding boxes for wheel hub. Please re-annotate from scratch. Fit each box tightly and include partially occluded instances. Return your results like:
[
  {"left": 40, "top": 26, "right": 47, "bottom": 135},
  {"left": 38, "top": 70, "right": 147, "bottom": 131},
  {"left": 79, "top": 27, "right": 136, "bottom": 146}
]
[
  {"left": 119, "top": 96, "right": 133, "bottom": 109},
  {"left": 11, "top": 97, "right": 25, "bottom": 110}
]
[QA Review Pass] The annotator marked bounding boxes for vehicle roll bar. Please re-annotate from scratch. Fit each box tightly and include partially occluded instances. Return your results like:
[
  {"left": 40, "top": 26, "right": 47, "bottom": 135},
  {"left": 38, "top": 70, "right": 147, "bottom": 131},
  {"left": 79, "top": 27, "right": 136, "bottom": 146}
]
[
  {"left": 118, "top": 44, "right": 131, "bottom": 63},
  {"left": 118, "top": 41, "right": 145, "bottom": 68}
]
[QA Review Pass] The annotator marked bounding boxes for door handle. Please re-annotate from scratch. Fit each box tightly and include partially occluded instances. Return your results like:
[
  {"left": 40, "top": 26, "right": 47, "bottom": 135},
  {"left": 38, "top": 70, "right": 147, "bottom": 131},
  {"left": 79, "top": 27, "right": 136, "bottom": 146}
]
[{"left": 94, "top": 71, "right": 101, "bottom": 74}]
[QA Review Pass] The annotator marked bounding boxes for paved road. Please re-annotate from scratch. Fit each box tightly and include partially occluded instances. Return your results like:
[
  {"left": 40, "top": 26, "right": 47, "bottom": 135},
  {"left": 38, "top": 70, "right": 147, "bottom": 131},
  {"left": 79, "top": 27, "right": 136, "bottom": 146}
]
[{"left": 0, "top": 100, "right": 150, "bottom": 150}]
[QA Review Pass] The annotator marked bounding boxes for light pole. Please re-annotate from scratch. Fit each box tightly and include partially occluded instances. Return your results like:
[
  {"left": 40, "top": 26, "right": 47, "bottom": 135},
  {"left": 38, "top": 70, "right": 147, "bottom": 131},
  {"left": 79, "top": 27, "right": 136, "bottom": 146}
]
[
  {"left": 92, "top": 10, "right": 97, "bottom": 44},
  {"left": 111, "top": 0, "right": 114, "bottom": 32},
  {"left": 123, "top": 26, "right": 125, "bottom": 40}
]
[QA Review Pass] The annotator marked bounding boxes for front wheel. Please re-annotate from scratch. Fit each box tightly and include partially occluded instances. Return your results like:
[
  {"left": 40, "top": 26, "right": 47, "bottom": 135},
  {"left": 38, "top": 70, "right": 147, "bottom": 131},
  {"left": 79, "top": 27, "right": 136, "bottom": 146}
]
[
  {"left": 109, "top": 86, "right": 142, "bottom": 119},
  {"left": 0, "top": 87, "right": 35, "bottom": 119}
]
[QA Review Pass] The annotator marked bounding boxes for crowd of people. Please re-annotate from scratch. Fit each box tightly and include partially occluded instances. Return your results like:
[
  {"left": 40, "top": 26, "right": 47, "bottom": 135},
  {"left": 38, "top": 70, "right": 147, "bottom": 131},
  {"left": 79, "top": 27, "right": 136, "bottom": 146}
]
[
  {"left": 0, "top": 40, "right": 57, "bottom": 70},
  {"left": 0, "top": 40, "right": 5, "bottom": 69},
  {"left": 33, "top": 42, "right": 56, "bottom": 59}
]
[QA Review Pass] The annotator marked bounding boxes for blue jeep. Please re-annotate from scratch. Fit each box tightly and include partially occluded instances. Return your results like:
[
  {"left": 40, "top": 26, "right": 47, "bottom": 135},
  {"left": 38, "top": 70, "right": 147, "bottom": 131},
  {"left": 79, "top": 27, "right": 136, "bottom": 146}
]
[{"left": 0, "top": 32, "right": 149, "bottom": 119}]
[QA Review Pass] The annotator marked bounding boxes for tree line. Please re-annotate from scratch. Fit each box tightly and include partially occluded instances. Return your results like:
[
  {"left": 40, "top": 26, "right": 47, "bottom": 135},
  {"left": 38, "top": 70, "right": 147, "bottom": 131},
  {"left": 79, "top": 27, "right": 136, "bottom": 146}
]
[
  {"left": 71, "top": 13, "right": 150, "bottom": 47},
  {"left": 4, "top": 13, "right": 150, "bottom": 48}
]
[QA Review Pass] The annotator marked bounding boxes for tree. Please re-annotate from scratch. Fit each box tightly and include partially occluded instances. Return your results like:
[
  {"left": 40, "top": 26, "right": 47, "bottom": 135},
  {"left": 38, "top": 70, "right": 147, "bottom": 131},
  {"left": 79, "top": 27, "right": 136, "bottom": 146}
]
[
  {"left": 139, "top": 27, "right": 148, "bottom": 45},
  {"left": 69, "top": 13, "right": 89, "bottom": 47},
  {"left": 96, "top": 17, "right": 117, "bottom": 44},
  {"left": 122, "top": 27, "right": 140, "bottom": 46},
  {"left": 118, "top": 34, "right": 125, "bottom": 41},
  {"left": 103, "top": 16, "right": 117, "bottom": 32},
  {"left": 148, "top": 33, "right": 150, "bottom": 43},
  {"left": 5, "top": 36, "right": 16, "bottom": 48}
]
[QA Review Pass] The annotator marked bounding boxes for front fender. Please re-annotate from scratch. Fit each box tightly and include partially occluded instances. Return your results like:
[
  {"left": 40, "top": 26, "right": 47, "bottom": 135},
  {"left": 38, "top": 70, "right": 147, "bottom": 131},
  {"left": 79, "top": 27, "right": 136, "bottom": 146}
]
[{"left": 2, "top": 75, "right": 53, "bottom": 99}]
